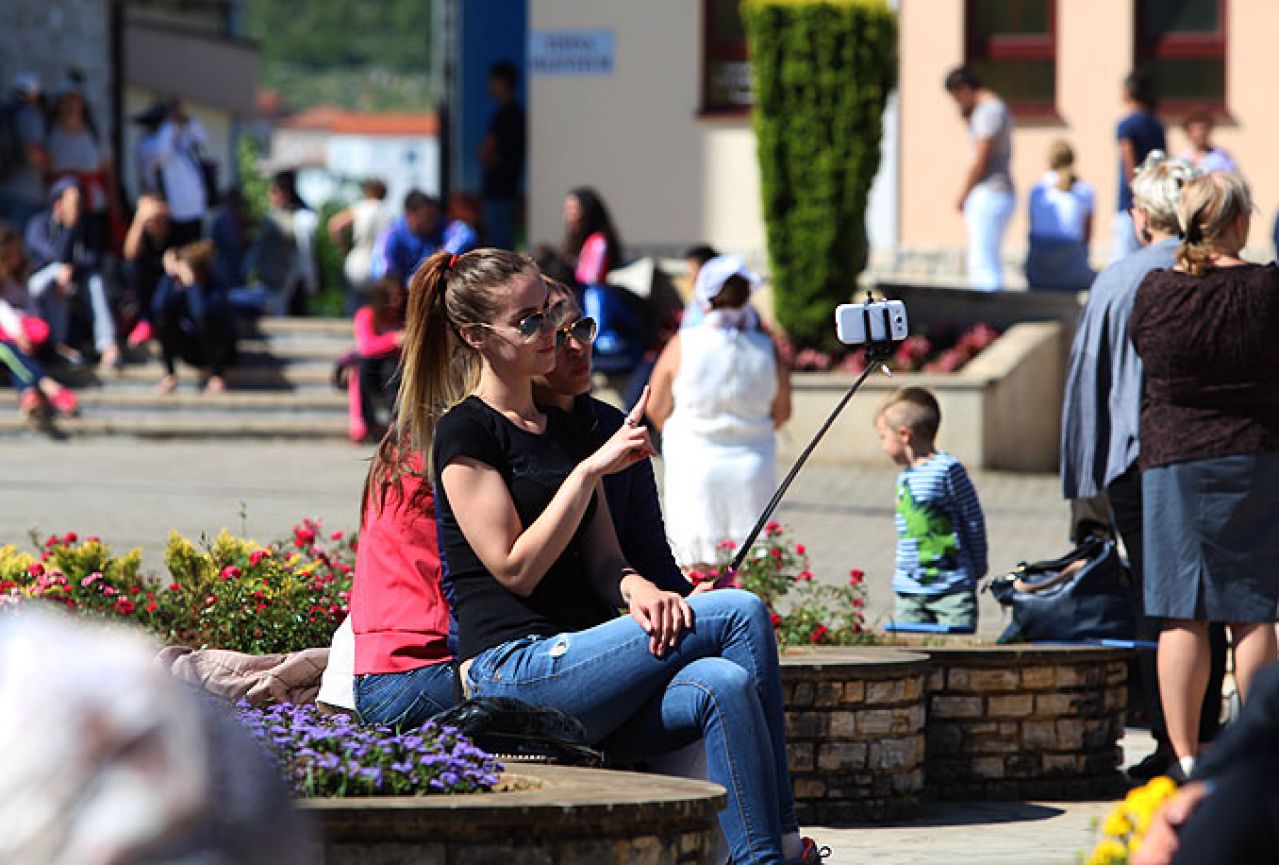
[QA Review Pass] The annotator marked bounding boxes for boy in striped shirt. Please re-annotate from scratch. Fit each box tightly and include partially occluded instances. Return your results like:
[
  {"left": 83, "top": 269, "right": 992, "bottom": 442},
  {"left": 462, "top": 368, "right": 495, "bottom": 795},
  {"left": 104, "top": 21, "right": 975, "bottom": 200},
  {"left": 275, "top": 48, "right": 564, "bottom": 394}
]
[{"left": 874, "top": 387, "right": 988, "bottom": 630}]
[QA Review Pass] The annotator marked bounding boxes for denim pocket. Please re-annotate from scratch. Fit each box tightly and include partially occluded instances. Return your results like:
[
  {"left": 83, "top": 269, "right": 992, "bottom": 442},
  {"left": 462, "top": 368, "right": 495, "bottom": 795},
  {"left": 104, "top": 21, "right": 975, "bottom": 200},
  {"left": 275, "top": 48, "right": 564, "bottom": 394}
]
[{"left": 470, "top": 634, "right": 567, "bottom": 691}]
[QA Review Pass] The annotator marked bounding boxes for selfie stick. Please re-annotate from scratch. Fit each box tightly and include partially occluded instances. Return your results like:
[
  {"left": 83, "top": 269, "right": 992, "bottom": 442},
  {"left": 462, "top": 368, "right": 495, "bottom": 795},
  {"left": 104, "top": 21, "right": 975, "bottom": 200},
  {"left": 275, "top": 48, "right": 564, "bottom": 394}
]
[{"left": 728, "top": 301, "right": 900, "bottom": 576}]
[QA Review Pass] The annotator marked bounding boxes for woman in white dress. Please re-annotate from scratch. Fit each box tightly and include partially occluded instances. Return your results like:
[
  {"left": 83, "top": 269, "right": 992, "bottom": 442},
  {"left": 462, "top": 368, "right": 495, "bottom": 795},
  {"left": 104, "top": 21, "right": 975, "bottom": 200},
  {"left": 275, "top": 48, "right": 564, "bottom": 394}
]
[{"left": 648, "top": 255, "right": 792, "bottom": 570}]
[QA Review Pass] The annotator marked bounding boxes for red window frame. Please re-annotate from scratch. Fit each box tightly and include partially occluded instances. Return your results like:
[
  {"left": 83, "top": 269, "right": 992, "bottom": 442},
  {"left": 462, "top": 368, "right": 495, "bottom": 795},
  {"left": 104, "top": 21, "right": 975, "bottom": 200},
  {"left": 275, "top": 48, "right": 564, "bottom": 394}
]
[
  {"left": 964, "top": 0, "right": 1058, "bottom": 119},
  {"left": 701, "top": 0, "right": 753, "bottom": 116},
  {"left": 1135, "top": 0, "right": 1228, "bottom": 115}
]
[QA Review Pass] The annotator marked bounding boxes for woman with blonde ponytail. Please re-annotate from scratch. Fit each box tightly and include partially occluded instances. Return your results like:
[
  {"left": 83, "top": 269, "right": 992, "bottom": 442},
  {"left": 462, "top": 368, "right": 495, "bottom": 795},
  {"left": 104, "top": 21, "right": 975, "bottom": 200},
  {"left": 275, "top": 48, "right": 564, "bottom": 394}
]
[
  {"left": 1131, "top": 171, "right": 1279, "bottom": 782},
  {"left": 386, "top": 249, "right": 826, "bottom": 864},
  {"left": 1025, "top": 139, "right": 1096, "bottom": 291}
]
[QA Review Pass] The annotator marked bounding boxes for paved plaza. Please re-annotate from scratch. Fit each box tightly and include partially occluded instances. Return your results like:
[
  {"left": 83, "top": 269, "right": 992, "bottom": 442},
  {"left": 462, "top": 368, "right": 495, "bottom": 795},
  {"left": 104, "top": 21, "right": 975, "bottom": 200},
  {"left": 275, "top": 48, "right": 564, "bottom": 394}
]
[{"left": 0, "top": 438, "right": 1144, "bottom": 863}]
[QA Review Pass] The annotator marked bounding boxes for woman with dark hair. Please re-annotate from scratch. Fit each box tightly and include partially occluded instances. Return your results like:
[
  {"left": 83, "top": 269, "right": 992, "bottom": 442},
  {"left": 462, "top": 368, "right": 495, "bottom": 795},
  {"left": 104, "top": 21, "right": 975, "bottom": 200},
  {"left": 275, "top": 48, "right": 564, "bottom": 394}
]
[
  {"left": 380, "top": 246, "right": 826, "bottom": 864},
  {"left": 244, "top": 171, "right": 317, "bottom": 316},
  {"left": 346, "top": 276, "right": 406, "bottom": 443},
  {"left": 561, "top": 186, "right": 622, "bottom": 287},
  {"left": 1113, "top": 70, "right": 1166, "bottom": 262},
  {"left": 152, "top": 239, "right": 236, "bottom": 394},
  {"left": 561, "top": 187, "right": 642, "bottom": 376}
]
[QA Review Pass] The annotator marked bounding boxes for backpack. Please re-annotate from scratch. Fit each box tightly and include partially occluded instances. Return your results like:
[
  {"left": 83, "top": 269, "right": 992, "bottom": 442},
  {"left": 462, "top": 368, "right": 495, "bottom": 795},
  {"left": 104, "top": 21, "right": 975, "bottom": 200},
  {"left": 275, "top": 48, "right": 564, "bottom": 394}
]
[{"left": 0, "top": 100, "right": 28, "bottom": 182}]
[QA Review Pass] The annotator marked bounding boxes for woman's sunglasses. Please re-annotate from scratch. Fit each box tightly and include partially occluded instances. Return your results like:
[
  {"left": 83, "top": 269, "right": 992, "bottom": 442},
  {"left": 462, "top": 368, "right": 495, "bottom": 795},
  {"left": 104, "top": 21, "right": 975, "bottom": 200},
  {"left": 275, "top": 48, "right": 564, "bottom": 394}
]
[
  {"left": 556, "top": 316, "right": 598, "bottom": 351},
  {"left": 477, "top": 300, "right": 567, "bottom": 342}
]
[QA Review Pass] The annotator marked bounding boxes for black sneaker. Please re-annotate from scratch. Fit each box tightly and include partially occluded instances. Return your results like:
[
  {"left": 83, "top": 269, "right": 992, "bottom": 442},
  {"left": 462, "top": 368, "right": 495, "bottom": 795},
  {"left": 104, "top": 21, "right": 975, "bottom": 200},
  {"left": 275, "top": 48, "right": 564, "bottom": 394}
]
[
  {"left": 1127, "top": 747, "right": 1174, "bottom": 782},
  {"left": 791, "top": 837, "right": 830, "bottom": 865}
]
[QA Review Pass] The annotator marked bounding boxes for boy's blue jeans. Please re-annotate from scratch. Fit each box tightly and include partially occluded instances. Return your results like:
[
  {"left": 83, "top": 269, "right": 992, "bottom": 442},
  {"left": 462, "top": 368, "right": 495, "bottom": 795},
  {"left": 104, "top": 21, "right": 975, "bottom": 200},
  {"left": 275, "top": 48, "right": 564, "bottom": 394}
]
[{"left": 465, "top": 589, "right": 798, "bottom": 865}]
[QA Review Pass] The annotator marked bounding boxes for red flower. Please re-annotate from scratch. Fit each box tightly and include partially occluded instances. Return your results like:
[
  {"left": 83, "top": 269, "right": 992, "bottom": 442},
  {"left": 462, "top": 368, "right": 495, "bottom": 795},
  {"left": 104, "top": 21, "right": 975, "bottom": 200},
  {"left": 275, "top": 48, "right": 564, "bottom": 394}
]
[
  {"left": 769, "top": 612, "right": 782, "bottom": 628},
  {"left": 27, "top": 563, "right": 44, "bottom": 578},
  {"left": 86, "top": 535, "right": 101, "bottom": 544},
  {"left": 44, "top": 535, "right": 57, "bottom": 548},
  {"left": 848, "top": 569, "right": 865, "bottom": 586},
  {"left": 204, "top": 595, "right": 217, "bottom": 606},
  {"left": 716, "top": 539, "right": 737, "bottom": 552},
  {"left": 350, "top": 538, "right": 358, "bottom": 552},
  {"left": 852, "top": 598, "right": 864, "bottom": 608},
  {"left": 330, "top": 530, "right": 344, "bottom": 541},
  {"left": 765, "top": 520, "right": 781, "bottom": 536},
  {"left": 168, "top": 582, "right": 182, "bottom": 592},
  {"left": 145, "top": 601, "right": 158, "bottom": 614},
  {"left": 114, "top": 597, "right": 136, "bottom": 615},
  {"left": 249, "top": 549, "right": 269, "bottom": 566},
  {"left": 294, "top": 524, "right": 317, "bottom": 547},
  {"left": 810, "top": 624, "right": 829, "bottom": 643},
  {"left": 63, "top": 532, "right": 77, "bottom": 544},
  {"left": 220, "top": 565, "right": 242, "bottom": 581},
  {"left": 795, "top": 544, "right": 806, "bottom": 556},
  {"left": 796, "top": 570, "right": 814, "bottom": 582},
  {"left": 770, "top": 547, "right": 782, "bottom": 559}
]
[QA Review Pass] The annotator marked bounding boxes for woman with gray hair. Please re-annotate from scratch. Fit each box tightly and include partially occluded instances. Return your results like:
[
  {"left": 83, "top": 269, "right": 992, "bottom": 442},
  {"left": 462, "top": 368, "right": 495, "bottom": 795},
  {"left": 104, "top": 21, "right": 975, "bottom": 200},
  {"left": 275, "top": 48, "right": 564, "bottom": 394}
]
[{"left": 1059, "top": 151, "right": 1224, "bottom": 782}]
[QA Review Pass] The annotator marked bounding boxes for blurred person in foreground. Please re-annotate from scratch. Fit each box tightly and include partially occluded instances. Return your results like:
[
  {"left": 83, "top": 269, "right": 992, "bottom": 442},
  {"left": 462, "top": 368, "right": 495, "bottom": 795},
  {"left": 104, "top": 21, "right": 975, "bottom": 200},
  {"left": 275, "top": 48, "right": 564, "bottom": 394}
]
[
  {"left": 0, "top": 607, "right": 313, "bottom": 865},
  {"left": 944, "top": 67, "right": 1015, "bottom": 291}
]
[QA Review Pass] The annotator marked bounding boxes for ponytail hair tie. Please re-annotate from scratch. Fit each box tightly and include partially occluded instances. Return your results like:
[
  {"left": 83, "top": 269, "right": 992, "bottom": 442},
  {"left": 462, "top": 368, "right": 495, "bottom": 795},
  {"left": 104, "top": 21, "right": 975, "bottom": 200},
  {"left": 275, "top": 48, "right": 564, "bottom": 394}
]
[{"left": 447, "top": 253, "right": 460, "bottom": 271}]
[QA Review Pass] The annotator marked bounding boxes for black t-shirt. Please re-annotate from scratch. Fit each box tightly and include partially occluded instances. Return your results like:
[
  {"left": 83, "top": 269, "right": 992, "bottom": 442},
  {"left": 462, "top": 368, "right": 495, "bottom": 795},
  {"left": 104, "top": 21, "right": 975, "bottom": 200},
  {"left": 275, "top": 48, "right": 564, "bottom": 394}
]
[
  {"left": 433, "top": 395, "right": 612, "bottom": 661},
  {"left": 482, "top": 101, "right": 526, "bottom": 199}
]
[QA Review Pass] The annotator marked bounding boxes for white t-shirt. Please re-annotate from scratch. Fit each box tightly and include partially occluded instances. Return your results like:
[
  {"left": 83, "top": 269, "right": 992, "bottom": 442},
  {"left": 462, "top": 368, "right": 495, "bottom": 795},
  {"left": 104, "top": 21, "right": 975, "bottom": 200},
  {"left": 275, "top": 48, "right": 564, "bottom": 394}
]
[
  {"left": 140, "top": 119, "right": 209, "bottom": 222},
  {"left": 1027, "top": 171, "right": 1095, "bottom": 243},
  {"left": 970, "top": 96, "right": 1013, "bottom": 192}
]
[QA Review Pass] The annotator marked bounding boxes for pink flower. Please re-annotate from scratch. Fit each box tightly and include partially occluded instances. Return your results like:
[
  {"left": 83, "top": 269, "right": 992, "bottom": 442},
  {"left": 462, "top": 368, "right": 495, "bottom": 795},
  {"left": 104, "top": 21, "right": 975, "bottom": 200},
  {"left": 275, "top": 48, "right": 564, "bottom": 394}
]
[
  {"left": 102, "top": 586, "right": 119, "bottom": 597},
  {"left": 330, "top": 530, "right": 344, "bottom": 541},
  {"left": 765, "top": 520, "right": 781, "bottom": 535},
  {"left": 796, "top": 570, "right": 814, "bottom": 582},
  {"left": 795, "top": 544, "right": 806, "bottom": 556},
  {"left": 80, "top": 572, "right": 102, "bottom": 588},
  {"left": 220, "top": 565, "right": 242, "bottom": 581},
  {"left": 716, "top": 539, "right": 737, "bottom": 551},
  {"left": 86, "top": 535, "right": 101, "bottom": 544},
  {"left": 44, "top": 535, "right": 59, "bottom": 548},
  {"left": 204, "top": 595, "right": 217, "bottom": 606},
  {"left": 249, "top": 549, "right": 269, "bottom": 566}
]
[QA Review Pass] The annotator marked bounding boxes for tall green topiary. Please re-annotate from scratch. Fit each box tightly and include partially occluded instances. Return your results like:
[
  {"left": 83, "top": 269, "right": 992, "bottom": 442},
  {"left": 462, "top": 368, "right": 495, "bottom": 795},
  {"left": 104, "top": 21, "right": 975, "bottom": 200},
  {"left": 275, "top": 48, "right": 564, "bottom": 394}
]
[{"left": 743, "top": 0, "right": 896, "bottom": 350}]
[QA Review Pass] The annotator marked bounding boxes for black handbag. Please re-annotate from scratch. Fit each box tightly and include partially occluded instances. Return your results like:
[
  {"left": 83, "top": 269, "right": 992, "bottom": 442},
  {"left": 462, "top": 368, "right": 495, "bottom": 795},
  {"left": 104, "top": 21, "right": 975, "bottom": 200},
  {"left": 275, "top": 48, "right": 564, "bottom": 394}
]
[
  {"left": 431, "top": 697, "right": 603, "bottom": 766},
  {"left": 986, "top": 536, "right": 1138, "bottom": 644}
]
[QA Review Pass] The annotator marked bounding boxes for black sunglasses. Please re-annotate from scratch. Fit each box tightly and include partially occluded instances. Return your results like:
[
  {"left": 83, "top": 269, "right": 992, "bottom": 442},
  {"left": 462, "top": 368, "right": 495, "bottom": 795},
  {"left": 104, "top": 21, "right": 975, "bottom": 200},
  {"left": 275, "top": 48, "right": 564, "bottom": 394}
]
[{"left": 555, "top": 316, "right": 598, "bottom": 350}]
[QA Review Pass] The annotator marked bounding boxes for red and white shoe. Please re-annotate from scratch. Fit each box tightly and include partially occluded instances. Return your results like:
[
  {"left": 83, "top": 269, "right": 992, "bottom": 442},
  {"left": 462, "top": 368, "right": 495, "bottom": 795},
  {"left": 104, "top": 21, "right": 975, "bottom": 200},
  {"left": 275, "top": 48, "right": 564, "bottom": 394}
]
[
  {"left": 791, "top": 838, "right": 830, "bottom": 865},
  {"left": 19, "top": 389, "right": 45, "bottom": 421}
]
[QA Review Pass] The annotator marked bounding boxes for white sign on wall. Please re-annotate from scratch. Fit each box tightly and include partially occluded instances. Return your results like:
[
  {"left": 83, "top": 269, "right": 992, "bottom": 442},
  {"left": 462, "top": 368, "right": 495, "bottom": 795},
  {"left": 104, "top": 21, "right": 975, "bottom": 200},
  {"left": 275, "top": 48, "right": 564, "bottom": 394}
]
[{"left": 529, "top": 30, "right": 614, "bottom": 76}]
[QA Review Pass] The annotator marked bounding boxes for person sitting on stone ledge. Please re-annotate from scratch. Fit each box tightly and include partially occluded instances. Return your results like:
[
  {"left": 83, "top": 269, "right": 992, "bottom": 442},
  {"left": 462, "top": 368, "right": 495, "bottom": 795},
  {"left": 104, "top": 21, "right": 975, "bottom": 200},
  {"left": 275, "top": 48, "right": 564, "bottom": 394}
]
[{"left": 392, "top": 246, "right": 827, "bottom": 865}]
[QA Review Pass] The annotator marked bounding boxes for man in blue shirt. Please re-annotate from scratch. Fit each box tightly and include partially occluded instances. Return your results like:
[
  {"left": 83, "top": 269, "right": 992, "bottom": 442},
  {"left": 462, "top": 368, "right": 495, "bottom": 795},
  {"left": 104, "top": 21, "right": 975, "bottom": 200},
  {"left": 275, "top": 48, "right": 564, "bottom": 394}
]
[
  {"left": 375, "top": 190, "right": 476, "bottom": 282},
  {"left": 1112, "top": 70, "right": 1166, "bottom": 262}
]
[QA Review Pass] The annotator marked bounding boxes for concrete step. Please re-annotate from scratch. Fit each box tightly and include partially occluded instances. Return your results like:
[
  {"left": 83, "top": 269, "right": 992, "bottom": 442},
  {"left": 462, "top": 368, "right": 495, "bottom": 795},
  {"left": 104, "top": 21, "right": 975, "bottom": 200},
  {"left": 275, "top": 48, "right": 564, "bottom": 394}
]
[
  {"left": 254, "top": 317, "right": 352, "bottom": 339},
  {"left": 0, "top": 411, "right": 350, "bottom": 440},
  {"left": 72, "top": 389, "right": 346, "bottom": 413},
  {"left": 56, "top": 358, "right": 336, "bottom": 391}
]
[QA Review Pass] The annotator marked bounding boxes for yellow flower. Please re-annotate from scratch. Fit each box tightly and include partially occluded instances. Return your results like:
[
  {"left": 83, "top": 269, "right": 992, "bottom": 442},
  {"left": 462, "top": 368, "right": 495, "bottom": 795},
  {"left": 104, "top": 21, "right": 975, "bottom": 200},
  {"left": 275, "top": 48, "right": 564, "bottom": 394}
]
[
  {"left": 1102, "top": 809, "right": 1133, "bottom": 838},
  {"left": 1087, "top": 838, "right": 1128, "bottom": 865}
]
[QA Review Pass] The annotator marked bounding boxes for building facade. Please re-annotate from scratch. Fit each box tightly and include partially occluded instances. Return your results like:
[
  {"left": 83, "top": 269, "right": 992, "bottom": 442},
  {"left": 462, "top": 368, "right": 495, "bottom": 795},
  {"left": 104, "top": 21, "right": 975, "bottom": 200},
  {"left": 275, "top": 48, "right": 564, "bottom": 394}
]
[{"left": 526, "top": 0, "right": 1276, "bottom": 280}]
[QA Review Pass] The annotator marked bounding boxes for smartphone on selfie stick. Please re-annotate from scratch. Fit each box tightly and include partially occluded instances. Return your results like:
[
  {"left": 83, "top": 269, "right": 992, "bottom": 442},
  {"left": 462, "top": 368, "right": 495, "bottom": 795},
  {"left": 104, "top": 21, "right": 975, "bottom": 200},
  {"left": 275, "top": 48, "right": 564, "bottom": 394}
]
[{"left": 724, "top": 294, "right": 909, "bottom": 578}]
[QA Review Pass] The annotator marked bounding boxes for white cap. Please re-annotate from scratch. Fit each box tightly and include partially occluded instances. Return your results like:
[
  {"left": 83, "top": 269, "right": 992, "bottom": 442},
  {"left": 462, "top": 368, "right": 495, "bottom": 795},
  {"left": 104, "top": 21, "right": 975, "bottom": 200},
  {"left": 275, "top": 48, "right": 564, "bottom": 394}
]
[{"left": 693, "top": 254, "right": 761, "bottom": 306}]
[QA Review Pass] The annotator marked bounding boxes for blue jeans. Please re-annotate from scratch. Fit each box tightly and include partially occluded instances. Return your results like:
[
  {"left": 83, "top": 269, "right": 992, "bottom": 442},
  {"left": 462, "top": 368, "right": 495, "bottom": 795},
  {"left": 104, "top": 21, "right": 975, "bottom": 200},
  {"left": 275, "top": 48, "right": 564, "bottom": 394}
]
[
  {"left": 466, "top": 589, "right": 797, "bottom": 865},
  {"left": 964, "top": 186, "right": 1015, "bottom": 291},
  {"left": 28, "top": 263, "right": 116, "bottom": 352},
  {"left": 354, "top": 661, "right": 455, "bottom": 729}
]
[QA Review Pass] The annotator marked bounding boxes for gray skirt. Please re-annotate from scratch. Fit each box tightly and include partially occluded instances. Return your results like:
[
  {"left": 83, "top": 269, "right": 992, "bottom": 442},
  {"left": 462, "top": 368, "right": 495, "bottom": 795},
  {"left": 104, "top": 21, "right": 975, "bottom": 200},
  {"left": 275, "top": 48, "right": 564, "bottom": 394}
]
[{"left": 1143, "top": 452, "right": 1279, "bottom": 622}]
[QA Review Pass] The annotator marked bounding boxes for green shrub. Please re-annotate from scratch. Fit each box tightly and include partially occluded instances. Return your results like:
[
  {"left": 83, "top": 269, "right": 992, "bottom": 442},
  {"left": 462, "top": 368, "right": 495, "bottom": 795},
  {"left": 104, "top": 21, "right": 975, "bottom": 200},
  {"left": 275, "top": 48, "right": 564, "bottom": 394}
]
[{"left": 743, "top": 0, "right": 897, "bottom": 350}]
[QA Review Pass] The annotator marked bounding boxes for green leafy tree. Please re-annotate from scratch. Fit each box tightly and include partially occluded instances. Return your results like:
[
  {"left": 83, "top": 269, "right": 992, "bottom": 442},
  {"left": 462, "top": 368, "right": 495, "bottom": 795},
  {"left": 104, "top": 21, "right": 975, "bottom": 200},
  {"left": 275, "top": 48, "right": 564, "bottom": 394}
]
[{"left": 742, "top": 0, "right": 897, "bottom": 350}]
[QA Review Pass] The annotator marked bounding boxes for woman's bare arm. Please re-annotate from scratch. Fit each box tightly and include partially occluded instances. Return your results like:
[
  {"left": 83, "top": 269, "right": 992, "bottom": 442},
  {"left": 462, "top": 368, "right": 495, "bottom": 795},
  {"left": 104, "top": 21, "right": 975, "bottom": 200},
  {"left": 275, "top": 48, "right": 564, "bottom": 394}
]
[{"left": 646, "top": 334, "right": 680, "bottom": 432}]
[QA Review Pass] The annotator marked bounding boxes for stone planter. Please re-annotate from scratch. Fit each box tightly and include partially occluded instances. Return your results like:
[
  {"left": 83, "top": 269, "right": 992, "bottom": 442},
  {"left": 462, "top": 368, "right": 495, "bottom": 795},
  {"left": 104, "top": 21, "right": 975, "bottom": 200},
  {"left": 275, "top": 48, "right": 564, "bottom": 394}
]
[
  {"left": 303, "top": 764, "right": 726, "bottom": 865},
  {"left": 919, "top": 644, "right": 1129, "bottom": 800},
  {"left": 782, "top": 321, "right": 1064, "bottom": 471},
  {"left": 780, "top": 646, "right": 930, "bottom": 822}
]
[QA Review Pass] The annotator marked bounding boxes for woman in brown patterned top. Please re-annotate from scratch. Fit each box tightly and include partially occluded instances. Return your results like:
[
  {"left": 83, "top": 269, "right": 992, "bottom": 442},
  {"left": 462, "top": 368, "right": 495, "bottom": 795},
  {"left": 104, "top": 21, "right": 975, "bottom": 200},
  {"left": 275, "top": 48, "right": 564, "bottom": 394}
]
[{"left": 1131, "top": 171, "right": 1279, "bottom": 780}]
